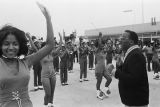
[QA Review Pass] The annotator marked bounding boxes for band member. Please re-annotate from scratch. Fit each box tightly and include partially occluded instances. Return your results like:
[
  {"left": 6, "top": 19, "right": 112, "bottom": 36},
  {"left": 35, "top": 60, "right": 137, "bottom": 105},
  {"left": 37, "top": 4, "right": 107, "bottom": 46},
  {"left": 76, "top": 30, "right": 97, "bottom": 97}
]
[
  {"left": 53, "top": 45, "right": 60, "bottom": 74},
  {"left": 88, "top": 42, "right": 96, "bottom": 70},
  {"left": 105, "top": 39, "right": 114, "bottom": 65},
  {"left": 143, "top": 43, "right": 153, "bottom": 72},
  {"left": 79, "top": 41, "right": 89, "bottom": 82},
  {"left": 32, "top": 39, "right": 43, "bottom": 90},
  {"left": 67, "top": 40, "right": 74, "bottom": 73},
  {"left": 73, "top": 44, "right": 79, "bottom": 63},
  {"left": 152, "top": 44, "right": 160, "bottom": 79},
  {"left": 59, "top": 43, "right": 69, "bottom": 85},
  {"left": 27, "top": 35, "right": 43, "bottom": 91},
  {"left": 114, "top": 43, "right": 123, "bottom": 69}
]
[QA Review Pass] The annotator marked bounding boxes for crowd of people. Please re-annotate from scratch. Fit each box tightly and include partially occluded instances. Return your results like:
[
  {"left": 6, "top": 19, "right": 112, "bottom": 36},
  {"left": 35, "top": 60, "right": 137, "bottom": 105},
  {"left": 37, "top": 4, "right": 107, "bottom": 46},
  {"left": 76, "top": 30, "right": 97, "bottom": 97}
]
[{"left": 0, "top": 2, "right": 160, "bottom": 107}]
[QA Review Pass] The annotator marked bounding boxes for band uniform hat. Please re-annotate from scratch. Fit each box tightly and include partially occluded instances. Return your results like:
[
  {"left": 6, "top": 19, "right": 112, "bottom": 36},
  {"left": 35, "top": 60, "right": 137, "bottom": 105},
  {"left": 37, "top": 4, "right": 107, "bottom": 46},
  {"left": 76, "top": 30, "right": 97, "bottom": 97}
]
[
  {"left": 62, "top": 44, "right": 65, "bottom": 47},
  {"left": 67, "top": 40, "right": 72, "bottom": 44},
  {"left": 91, "top": 42, "right": 94, "bottom": 44}
]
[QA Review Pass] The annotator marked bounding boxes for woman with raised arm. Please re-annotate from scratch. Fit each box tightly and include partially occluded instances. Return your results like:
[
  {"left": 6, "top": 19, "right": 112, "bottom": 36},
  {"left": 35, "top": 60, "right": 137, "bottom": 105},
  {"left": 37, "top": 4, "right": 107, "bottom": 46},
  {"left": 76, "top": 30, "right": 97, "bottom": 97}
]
[
  {"left": 40, "top": 33, "right": 62, "bottom": 107},
  {"left": 94, "top": 32, "right": 114, "bottom": 100},
  {"left": 0, "top": 2, "right": 54, "bottom": 107}
]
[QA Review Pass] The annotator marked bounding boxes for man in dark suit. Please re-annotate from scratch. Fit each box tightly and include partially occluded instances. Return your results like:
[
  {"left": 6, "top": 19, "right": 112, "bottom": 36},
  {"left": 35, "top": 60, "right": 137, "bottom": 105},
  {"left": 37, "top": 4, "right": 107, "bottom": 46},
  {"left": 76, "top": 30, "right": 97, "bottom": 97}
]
[{"left": 112, "top": 30, "right": 149, "bottom": 107}]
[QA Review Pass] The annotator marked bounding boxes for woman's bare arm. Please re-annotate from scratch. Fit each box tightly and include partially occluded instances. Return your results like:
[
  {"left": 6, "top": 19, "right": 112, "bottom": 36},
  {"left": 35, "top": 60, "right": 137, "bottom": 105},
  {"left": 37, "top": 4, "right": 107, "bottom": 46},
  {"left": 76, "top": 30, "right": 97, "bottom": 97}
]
[{"left": 26, "top": 2, "right": 54, "bottom": 67}]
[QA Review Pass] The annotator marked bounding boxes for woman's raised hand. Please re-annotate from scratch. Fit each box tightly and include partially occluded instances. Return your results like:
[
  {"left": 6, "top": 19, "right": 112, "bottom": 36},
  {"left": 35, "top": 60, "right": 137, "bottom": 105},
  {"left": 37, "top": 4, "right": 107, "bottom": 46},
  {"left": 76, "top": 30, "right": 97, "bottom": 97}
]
[
  {"left": 36, "top": 2, "right": 51, "bottom": 20},
  {"left": 59, "top": 33, "right": 63, "bottom": 46},
  {"left": 25, "top": 32, "right": 30, "bottom": 38}
]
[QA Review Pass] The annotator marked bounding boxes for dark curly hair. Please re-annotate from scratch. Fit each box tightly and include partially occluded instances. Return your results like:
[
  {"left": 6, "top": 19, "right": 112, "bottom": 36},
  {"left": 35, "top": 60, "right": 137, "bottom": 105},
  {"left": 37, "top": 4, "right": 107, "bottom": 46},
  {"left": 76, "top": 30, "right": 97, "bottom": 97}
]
[{"left": 0, "top": 25, "right": 28, "bottom": 56}]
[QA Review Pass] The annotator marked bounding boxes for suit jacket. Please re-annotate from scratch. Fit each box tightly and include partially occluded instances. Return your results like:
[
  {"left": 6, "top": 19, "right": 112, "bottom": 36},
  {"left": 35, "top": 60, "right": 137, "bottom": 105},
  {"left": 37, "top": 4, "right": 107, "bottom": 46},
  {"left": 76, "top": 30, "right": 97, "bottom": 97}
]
[{"left": 115, "top": 48, "right": 149, "bottom": 106}]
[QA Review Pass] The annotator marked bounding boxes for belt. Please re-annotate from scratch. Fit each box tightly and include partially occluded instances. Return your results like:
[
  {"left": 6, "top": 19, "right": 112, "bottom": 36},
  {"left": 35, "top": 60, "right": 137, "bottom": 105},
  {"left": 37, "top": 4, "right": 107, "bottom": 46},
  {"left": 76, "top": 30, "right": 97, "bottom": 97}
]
[
  {"left": 12, "top": 91, "right": 22, "bottom": 107},
  {"left": 0, "top": 87, "right": 29, "bottom": 107}
]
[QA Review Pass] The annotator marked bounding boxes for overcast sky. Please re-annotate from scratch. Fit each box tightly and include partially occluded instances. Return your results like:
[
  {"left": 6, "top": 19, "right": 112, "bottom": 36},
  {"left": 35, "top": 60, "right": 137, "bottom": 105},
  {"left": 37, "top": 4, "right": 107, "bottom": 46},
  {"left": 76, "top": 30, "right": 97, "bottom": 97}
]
[{"left": 0, "top": 0, "right": 159, "bottom": 39}]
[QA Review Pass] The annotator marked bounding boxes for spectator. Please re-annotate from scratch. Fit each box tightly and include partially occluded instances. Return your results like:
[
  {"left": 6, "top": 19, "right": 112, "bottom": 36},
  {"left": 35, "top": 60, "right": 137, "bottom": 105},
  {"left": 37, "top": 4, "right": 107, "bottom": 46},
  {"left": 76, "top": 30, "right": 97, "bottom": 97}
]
[{"left": 112, "top": 30, "right": 149, "bottom": 107}]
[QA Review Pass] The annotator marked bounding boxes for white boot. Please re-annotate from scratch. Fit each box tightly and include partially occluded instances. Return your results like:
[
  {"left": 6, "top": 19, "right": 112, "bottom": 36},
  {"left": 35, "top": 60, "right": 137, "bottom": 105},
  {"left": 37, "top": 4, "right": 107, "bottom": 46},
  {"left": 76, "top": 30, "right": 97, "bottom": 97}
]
[
  {"left": 34, "top": 86, "right": 38, "bottom": 91},
  {"left": 153, "top": 73, "right": 159, "bottom": 79},
  {"left": 47, "top": 103, "right": 52, "bottom": 107},
  {"left": 96, "top": 90, "right": 103, "bottom": 100},
  {"left": 79, "top": 79, "right": 83, "bottom": 82},
  {"left": 83, "top": 78, "right": 89, "bottom": 81},
  {"left": 103, "top": 87, "right": 111, "bottom": 97}
]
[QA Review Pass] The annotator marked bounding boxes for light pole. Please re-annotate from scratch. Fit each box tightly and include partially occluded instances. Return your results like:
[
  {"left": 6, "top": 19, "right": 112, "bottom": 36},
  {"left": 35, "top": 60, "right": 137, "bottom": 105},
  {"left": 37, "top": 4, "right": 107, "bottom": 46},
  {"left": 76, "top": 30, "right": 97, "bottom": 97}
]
[
  {"left": 141, "top": 0, "right": 144, "bottom": 42},
  {"left": 122, "top": 9, "right": 135, "bottom": 29},
  {"left": 90, "top": 22, "right": 101, "bottom": 35},
  {"left": 141, "top": 0, "right": 144, "bottom": 23}
]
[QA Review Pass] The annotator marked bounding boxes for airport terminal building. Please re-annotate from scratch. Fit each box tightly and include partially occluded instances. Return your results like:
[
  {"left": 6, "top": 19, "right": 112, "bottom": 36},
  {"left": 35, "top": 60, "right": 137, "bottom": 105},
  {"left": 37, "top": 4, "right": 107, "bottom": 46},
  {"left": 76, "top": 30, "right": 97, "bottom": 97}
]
[{"left": 84, "top": 22, "right": 160, "bottom": 43}]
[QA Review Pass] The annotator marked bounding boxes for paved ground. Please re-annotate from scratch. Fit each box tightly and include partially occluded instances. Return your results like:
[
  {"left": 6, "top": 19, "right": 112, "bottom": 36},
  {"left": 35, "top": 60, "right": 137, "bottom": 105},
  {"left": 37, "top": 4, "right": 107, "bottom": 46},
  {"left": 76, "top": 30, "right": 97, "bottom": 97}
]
[{"left": 29, "top": 60, "right": 160, "bottom": 107}]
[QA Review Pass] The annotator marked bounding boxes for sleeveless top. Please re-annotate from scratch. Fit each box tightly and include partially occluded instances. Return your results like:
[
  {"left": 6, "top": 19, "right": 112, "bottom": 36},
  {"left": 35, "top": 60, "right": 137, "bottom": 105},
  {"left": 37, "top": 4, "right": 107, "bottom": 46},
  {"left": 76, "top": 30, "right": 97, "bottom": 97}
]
[
  {"left": 0, "top": 58, "right": 33, "bottom": 107},
  {"left": 95, "top": 51, "right": 106, "bottom": 74},
  {"left": 95, "top": 51, "right": 106, "bottom": 64},
  {"left": 41, "top": 55, "right": 56, "bottom": 78}
]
